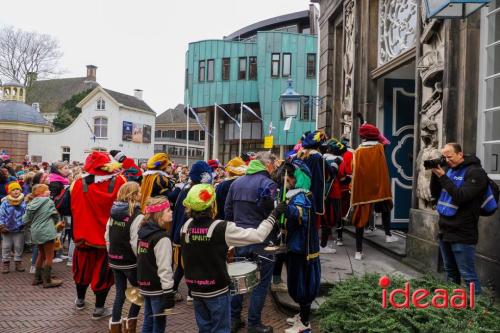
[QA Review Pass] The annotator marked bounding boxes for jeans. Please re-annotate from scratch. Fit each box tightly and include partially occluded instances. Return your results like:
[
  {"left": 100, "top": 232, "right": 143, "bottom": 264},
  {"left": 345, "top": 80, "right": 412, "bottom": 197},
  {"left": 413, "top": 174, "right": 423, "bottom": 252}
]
[
  {"left": 439, "top": 240, "right": 481, "bottom": 295},
  {"left": 1, "top": 232, "right": 24, "bottom": 262},
  {"left": 112, "top": 268, "right": 141, "bottom": 322},
  {"left": 142, "top": 295, "right": 166, "bottom": 333},
  {"left": 194, "top": 292, "right": 231, "bottom": 333},
  {"left": 231, "top": 244, "right": 275, "bottom": 327},
  {"left": 31, "top": 245, "right": 38, "bottom": 265}
]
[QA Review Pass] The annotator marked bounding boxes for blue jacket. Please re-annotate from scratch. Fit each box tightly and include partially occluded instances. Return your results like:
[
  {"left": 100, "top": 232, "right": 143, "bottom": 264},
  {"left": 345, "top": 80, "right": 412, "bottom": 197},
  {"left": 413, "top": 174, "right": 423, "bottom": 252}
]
[
  {"left": 284, "top": 189, "right": 319, "bottom": 255},
  {"left": 296, "top": 151, "right": 325, "bottom": 215},
  {"left": 0, "top": 197, "right": 27, "bottom": 232},
  {"left": 171, "top": 183, "right": 190, "bottom": 245},
  {"left": 215, "top": 178, "right": 236, "bottom": 220},
  {"left": 224, "top": 171, "right": 277, "bottom": 230}
]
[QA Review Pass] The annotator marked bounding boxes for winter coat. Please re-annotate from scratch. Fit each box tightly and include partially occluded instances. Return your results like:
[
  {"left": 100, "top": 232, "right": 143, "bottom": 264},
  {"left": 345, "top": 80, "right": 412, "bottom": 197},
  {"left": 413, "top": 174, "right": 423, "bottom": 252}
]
[
  {"left": 171, "top": 183, "right": 190, "bottom": 245},
  {"left": 215, "top": 178, "right": 237, "bottom": 220},
  {"left": 0, "top": 196, "right": 27, "bottom": 232},
  {"left": 23, "top": 197, "right": 60, "bottom": 244},
  {"left": 431, "top": 155, "right": 489, "bottom": 244}
]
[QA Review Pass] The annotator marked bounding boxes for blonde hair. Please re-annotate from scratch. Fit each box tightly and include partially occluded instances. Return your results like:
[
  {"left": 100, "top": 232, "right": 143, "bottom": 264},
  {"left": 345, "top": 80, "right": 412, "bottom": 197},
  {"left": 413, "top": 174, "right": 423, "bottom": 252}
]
[
  {"left": 142, "top": 196, "right": 171, "bottom": 230},
  {"left": 117, "top": 181, "right": 141, "bottom": 216}
]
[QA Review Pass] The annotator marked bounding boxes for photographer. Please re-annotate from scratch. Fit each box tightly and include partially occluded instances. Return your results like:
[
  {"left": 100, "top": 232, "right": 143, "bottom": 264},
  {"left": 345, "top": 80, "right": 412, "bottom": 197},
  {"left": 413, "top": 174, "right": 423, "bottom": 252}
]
[{"left": 430, "top": 143, "right": 488, "bottom": 295}]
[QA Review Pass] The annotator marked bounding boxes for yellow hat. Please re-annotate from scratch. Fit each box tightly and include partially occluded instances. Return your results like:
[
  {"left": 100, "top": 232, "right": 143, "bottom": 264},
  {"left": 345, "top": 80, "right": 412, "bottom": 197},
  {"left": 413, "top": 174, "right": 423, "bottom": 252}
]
[
  {"left": 225, "top": 157, "right": 247, "bottom": 176},
  {"left": 147, "top": 153, "right": 171, "bottom": 170},
  {"left": 7, "top": 182, "right": 22, "bottom": 193}
]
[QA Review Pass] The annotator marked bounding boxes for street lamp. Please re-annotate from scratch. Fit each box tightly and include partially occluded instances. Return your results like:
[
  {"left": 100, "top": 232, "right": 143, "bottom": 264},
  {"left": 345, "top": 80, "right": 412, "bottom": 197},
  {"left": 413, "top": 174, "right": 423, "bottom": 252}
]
[{"left": 423, "top": 0, "right": 491, "bottom": 19}]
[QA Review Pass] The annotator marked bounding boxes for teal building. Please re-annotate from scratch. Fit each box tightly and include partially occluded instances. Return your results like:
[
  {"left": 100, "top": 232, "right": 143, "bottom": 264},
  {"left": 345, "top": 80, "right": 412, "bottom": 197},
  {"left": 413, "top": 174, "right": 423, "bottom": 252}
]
[{"left": 184, "top": 8, "right": 319, "bottom": 162}]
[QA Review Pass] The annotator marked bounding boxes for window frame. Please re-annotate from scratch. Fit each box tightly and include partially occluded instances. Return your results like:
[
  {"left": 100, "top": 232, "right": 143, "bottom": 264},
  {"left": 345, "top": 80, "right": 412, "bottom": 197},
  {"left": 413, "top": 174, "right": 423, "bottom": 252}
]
[
  {"left": 306, "top": 53, "right": 317, "bottom": 78},
  {"left": 207, "top": 59, "right": 214, "bottom": 82},
  {"left": 282, "top": 53, "right": 292, "bottom": 78},
  {"left": 198, "top": 60, "right": 206, "bottom": 82},
  {"left": 238, "top": 57, "right": 247, "bottom": 80},
  {"left": 222, "top": 58, "right": 230, "bottom": 81},
  {"left": 249, "top": 56, "right": 257, "bottom": 80},
  {"left": 271, "top": 53, "right": 280, "bottom": 78},
  {"left": 93, "top": 116, "right": 108, "bottom": 139},
  {"left": 96, "top": 97, "right": 106, "bottom": 110}
]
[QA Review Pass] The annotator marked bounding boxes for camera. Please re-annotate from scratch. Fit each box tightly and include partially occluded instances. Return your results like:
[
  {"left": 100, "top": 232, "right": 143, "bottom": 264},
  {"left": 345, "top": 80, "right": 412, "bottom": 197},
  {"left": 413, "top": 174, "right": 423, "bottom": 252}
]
[{"left": 423, "top": 156, "right": 447, "bottom": 169}]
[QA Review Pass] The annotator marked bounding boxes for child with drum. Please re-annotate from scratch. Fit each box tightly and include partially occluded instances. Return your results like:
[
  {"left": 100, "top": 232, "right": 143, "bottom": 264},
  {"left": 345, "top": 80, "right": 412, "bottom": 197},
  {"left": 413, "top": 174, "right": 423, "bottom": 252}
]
[
  {"left": 180, "top": 184, "right": 285, "bottom": 333},
  {"left": 280, "top": 160, "right": 320, "bottom": 333}
]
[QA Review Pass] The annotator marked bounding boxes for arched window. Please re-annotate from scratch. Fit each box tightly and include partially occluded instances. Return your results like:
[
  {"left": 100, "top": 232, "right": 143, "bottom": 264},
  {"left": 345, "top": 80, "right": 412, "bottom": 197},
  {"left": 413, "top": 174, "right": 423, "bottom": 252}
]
[
  {"left": 97, "top": 97, "right": 106, "bottom": 110},
  {"left": 94, "top": 117, "right": 108, "bottom": 138}
]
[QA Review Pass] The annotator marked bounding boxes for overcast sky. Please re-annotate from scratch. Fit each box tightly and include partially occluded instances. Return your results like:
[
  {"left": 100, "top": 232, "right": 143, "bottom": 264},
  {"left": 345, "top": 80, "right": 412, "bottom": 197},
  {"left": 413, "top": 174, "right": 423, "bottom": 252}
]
[{"left": 1, "top": 0, "right": 312, "bottom": 113}]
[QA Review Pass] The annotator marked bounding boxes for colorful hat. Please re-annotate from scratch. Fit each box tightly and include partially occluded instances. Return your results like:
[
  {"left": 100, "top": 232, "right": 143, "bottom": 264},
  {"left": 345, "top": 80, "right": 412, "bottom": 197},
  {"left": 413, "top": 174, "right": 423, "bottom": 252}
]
[
  {"left": 7, "top": 182, "right": 21, "bottom": 193},
  {"left": 189, "top": 161, "right": 213, "bottom": 184},
  {"left": 301, "top": 131, "right": 327, "bottom": 148},
  {"left": 359, "top": 123, "right": 390, "bottom": 145},
  {"left": 323, "top": 138, "right": 346, "bottom": 155},
  {"left": 183, "top": 184, "right": 216, "bottom": 212},
  {"left": 147, "top": 153, "right": 171, "bottom": 170},
  {"left": 207, "top": 159, "right": 222, "bottom": 171},
  {"left": 225, "top": 157, "right": 247, "bottom": 176},
  {"left": 84, "top": 152, "right": 114, "bottom": 176}
]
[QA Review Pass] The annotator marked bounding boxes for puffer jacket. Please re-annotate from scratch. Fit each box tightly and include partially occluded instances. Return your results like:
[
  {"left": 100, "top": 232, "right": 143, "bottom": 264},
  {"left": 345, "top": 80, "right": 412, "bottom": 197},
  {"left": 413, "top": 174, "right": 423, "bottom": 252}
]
[
  {"left": 23, "top": 197, "right": 60, "bottom": 244},
  {"left": 0, "top": 196, "right": 27, "bottom": 232}
]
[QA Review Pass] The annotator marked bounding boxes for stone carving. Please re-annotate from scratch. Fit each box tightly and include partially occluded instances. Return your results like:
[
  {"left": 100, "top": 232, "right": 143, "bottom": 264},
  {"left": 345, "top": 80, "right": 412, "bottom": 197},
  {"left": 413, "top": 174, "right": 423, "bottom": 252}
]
[
  {"left": 416, "top": 12, "right": 445, "bottom": 209},
  {"left": 378, "top": 0, "right": 418, "bottom": 66},
  {"left": 341, "top": 0, "right": 355, "bottom": 141}
]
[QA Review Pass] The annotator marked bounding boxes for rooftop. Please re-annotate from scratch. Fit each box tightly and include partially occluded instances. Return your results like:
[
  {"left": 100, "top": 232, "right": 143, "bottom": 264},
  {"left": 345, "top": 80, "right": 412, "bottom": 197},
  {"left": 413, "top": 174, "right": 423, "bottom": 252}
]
[{"left": 0, "top": 100, "right": 49, "bottom": 125}]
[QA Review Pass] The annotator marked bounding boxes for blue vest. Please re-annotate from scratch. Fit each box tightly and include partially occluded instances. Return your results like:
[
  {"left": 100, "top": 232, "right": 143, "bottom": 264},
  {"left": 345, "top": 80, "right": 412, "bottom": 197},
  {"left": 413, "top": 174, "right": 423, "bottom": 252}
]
[{"left": 437, "top": 167, "right": 467, "bottom": 217}]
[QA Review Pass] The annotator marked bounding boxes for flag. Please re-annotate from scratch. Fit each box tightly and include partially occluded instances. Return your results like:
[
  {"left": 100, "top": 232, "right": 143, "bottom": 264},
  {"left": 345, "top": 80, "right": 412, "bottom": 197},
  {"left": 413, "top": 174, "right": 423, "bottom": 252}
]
[
  {"left": 216, "top": 103, "right": 240, "bottom": 128},
  {"left": 188, "top": 107, "right": 213, "bottom": 138},
  {"left": 242, "top": 104, "right": 263, "bottom": 121}
]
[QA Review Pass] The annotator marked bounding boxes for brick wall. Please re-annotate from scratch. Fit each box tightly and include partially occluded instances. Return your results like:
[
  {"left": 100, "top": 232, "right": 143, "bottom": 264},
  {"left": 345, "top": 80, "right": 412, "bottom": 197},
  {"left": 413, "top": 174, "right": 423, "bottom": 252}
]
[{"left": 0, "top": 129, "right": 29, "bottom": 162}]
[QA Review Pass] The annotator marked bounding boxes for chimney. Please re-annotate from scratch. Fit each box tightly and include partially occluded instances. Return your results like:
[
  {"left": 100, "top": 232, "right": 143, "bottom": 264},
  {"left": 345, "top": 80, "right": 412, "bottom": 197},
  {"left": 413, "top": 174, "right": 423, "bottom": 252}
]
[
  {"left": 32, "top": 103, "right": 40, "bottom": 112},
  {"left": 26, "top": 72, "right": 38, "bottom": 87},
  {"left": 134, "top": 89, "right": 143, "bottom": 100},
  {"left": 86, "top": 65, "right": 97, "bottom": 81}
]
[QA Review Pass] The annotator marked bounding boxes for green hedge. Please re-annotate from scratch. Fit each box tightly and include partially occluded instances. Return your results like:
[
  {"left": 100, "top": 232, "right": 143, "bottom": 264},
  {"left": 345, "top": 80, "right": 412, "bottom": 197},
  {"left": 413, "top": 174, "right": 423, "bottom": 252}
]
[{"left": 317, "top": 274, "right": 500, "bottom": 333}]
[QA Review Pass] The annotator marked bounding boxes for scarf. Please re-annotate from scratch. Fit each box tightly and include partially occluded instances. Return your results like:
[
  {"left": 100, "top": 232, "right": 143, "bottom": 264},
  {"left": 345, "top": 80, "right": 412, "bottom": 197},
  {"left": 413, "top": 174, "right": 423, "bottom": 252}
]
[
  {"left": 4, "top": 193, "right": 25, "bottom": 206},
  {"left": 49, "top": 173, "right": 70, "bottom": 185},
  {"left": 246, "top": 160, "right": 267, "bottom": 175}
]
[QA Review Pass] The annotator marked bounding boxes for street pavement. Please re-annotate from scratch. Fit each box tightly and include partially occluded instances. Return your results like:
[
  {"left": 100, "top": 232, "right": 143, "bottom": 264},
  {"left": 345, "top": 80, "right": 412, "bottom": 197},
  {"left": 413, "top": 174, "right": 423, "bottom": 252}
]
[{"left": 0, "top": 253, "right": 294, "bottom": 333}]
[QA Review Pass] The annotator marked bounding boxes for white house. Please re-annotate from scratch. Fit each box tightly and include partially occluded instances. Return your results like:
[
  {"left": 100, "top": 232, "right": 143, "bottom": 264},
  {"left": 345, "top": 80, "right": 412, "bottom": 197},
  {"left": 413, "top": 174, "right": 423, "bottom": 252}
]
[{"left": 28, "top": 86, "right": 156, "bottom": 163}]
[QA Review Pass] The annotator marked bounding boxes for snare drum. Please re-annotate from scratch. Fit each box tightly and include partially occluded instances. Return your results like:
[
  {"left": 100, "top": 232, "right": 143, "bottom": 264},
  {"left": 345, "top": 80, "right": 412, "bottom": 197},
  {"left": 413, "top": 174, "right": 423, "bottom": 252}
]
[{"left": 227, "top": 260, "right": 260, "bottom": 295}]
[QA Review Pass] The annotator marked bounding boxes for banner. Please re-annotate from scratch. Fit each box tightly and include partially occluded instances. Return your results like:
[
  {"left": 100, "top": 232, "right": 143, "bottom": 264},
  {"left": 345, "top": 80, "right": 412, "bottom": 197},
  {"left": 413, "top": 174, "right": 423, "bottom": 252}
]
[
  {"left": 264, "top": 136, "right": 273, "bottom": 149},
  {"left": 216, "top": 103, "right": 240, "bottom": 128},
  {"left": 143, "top": 125, "right": 151, "bottom": 143},
  {"left": 122, "top": 121, "right": 133, "bottom": 141},
  {"left": 122, "top": 121, "right": 152, "bottom": 143}
]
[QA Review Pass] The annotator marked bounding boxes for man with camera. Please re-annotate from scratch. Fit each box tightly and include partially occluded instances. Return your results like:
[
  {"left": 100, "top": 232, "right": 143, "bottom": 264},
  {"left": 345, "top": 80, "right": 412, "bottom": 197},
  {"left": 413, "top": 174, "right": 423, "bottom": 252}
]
[{"left": 429, "top": 143, "right": 488, "bottom": 294}]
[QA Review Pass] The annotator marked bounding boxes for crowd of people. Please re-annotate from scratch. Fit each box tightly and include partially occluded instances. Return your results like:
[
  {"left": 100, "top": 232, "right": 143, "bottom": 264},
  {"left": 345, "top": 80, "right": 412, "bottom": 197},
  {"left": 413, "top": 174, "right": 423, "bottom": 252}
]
[{"left": 0, "top": 124, "right": 402, "bottom": 333}]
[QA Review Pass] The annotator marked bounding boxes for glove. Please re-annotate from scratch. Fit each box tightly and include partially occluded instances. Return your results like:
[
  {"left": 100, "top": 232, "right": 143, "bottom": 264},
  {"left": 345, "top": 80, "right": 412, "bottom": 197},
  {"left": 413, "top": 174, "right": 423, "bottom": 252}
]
[
  {"left": 161, "top": 292, "right": 175, "bottom": 311},
  {"left": 109, "top": 150, "right": 126, "bottom": 163},
  {"left": 271, "top": 202, "right": 287, "bottom": 219}
]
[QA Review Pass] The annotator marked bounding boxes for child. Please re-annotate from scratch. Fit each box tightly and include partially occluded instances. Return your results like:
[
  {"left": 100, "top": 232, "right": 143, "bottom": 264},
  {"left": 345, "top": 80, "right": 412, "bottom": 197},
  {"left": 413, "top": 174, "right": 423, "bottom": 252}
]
[
  {"left": 23, "top": 184, "right": 64, "bottom": 288},
  {"left": 281, "top": 160, "right": 320, "bottom": 333},
  {"left": 137, "top": 196, "right": 175, "bottom": 333},
  {"left": 181, "top": 184, "right": 285, "bottom": 333},
  {"left": 0, "top": 182, "right": 27, "bottom": 273},
  {"left": 105, "top": 182, "right": 143, "bottom": 333}
]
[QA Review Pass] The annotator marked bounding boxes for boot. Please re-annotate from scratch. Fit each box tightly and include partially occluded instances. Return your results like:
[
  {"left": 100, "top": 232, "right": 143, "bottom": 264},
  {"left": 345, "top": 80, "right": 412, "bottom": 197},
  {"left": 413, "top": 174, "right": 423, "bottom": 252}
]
[
  {"left": 123, "top": 318, "right": 138, "bottom": 333},
  {"left": 15, "top": 261, "right": 25, "bottom": 272},
  {"left": 2, "top": 261, "right": 10, "bottom": 274},
  {"left": 42, "top": 266, "right": 62, "bottom": 288},
  {"left": 32, "top": 267, "right": 43, "bottom": 285},
  {"left": 108, "top": 318, "right": 122, "bottom": 333}
]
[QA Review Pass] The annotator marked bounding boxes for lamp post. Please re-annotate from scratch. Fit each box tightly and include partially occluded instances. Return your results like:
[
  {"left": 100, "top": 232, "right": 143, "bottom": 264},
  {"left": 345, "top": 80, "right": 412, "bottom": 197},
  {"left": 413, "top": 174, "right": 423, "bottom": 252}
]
[
  {"left": 280, "top": 79, "right": 301, "bottom": 157},
  {"left": 423, "top": 0, "right": 490, "bottom": 19}
]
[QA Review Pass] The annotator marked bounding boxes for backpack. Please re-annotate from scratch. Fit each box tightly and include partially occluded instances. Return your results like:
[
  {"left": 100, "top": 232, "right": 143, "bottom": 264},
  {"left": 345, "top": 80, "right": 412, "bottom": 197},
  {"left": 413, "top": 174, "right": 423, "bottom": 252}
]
[{"left": 480, "top": 176, "right": 499, "bottom": 216}]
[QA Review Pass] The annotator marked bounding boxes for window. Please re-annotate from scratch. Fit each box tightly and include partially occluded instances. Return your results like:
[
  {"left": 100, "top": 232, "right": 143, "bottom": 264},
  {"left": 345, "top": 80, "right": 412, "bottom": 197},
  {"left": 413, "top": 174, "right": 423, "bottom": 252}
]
[
  {"left": 207, "top": 59, "right": 214, "bottom": 81},
  {"left": 478, "top": 1, "right": 500, "bottom": 178},
  {"left": 200, "top": 131, "right": 205, "bottom": 141},
  {"left": 94, "top": 117, "right": 108, "bottom": 138},
  {"left": 249, "top": 57, "right": 257, "bottom": 80},
  {"left": 224, "top": 121, "right": 262, "bottom": 140},
  {"left": 271, "top": 53, "right": 280, "bottom": 77},
  {"left": 222, "top": 58, "right": 230, "bottom": 80},
  {"left": 96, "top": 98, "right": 106, "bottom": 110},
  {"left": 199, "top": 60, "right": 206, "bottom": 82},
  {"left": 282, "top": 53, "right": 291, "bottom": 77},
  {"left": 155, "top": 130, "right": 162, "bottom": 138},
  {"left": 301, "top": 97, "right": 311, "bottom": 121},
  {"left": 238, "top": 57, "right": 247, "bottom": 80},
  {"left": 307, "top": 53, "right": 316, "bottom": 78},
  {"left": 61, "top": 147, "right": 70, "bottom": 162}
]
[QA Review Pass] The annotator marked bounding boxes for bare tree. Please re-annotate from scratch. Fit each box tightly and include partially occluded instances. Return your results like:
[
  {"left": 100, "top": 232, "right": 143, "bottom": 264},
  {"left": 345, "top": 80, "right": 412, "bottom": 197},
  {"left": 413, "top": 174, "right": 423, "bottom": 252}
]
[{"left": 0, "top": 26, "right": 63, "bottom": 87}]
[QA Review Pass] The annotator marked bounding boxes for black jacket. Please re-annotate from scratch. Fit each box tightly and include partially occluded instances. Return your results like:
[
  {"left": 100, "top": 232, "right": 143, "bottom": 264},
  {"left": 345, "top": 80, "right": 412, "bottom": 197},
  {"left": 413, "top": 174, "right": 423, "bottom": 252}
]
[{"left": 431, "top": 155, "right": 488, "bottom": 244}]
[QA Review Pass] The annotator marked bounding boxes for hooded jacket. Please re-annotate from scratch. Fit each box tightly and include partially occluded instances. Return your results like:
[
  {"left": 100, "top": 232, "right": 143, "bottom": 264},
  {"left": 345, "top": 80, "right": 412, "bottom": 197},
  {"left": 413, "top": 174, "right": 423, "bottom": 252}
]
[
  {"left": 0, "top": 195, "right": 26, "bottom": 232},
  {"left": 431, "top": 155, "right": 489, "bottom": 244},
  {"left": 22, "top": 197, "right": 59, "bottom": 244}
]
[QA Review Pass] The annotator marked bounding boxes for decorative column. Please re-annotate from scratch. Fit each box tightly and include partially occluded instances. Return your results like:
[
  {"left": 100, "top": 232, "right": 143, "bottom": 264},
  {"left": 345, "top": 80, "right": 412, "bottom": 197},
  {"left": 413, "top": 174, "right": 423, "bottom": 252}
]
[{"left": 341, "top": 0, "right": 355, "bottom": 143}]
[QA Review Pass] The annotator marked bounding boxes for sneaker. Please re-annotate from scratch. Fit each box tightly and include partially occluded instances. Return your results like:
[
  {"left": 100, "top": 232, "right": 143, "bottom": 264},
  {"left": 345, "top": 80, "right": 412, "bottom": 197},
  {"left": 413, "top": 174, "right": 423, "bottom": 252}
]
[
  {"left": 186, "top": 295, "right": 193, "bottom": 304},
  {"left": 319, "top": 246, "right": 336, "bottom": 254},
  {"left": 29, "top": 265, "right": 36, "bottom": 274},
  {"left": 286, "top": 313, "right": 300, "bottom": 326},
  {"left": 75, "top": 298, "right": 85, "bottom": 311},
  {"left": 386, "top": 235, "right": 399, "bottom": 243},
  {"left": 285, "top": 320, "right": 311, "bottom": 333},
  {"left": 52, "top": 258, "right": 63, "bottom": 263},
  {"left": 364, "top": 228, "right": 376, "bottom": 236},
  {"left": 66, "top": 260, "right": 73, "bottom": 267},
  {"left": 91, "top": 307, "right": 112, "bottom": 320},
  {"left": 271, "top": 281, "right": 288, "bottom": 293},
  {"left": 334, "top": 239, "right": 344, "bottom": 246},
  {"left": 60, "top": 255, "right": 70, "bottom": 260},
  {"left": 174, "top": 291, "right": 183, "bottom": 302},
  {"left": 354, "top": 252, "right": 364, "bottom": 260}
]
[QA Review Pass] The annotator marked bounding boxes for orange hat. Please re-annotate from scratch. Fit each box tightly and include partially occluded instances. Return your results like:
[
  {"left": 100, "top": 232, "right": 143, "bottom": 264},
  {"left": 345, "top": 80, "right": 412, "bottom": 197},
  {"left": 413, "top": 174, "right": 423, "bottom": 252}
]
[
  {"left": 32, "top": 184, "right": 49, "bottom": 197},
  {"left": 7, "top": 182, "right": 22, "bottom": 193}
]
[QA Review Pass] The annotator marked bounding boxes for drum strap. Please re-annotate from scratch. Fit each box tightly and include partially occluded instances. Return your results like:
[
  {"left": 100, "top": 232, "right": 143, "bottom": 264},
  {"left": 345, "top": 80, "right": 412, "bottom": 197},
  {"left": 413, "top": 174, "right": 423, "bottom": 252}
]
[
  {"left": 182, "top": 218, "right": 194, "bottom": 244},
  {"left": 207, "top": 220, "right": 224, "bottom": 238}
]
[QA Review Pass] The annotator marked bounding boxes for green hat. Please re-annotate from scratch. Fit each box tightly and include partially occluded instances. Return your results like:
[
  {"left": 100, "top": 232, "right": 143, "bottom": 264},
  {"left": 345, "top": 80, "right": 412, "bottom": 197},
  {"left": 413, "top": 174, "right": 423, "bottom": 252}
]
[{"left": 183, "top": 184, "right": 216, "bottom": 212}]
